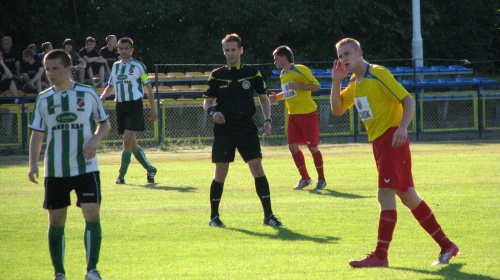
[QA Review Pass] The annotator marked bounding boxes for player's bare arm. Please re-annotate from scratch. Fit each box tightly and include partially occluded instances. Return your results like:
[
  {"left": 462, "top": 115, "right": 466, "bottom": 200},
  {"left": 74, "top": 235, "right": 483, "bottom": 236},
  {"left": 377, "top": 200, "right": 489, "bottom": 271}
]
[
  {"left": 28, "top": 130, "right": 44, "bottom": 184},
  {"left": 392, "top": 95, "right": 416, "bottom": 148},
  {"left": 258, "top": 93, "right": 272, "bottom": 136},
  {"left": 144, "top": 83, "right": 158, "bottom": 121},
  {"left": 83, "top": 119, "right": 111, "bottom": 160},
  {"left": 100, "top": 85, "right": 114, "bottom": 102},
  {"left": 288, "top": 78, "right": 320, "bottom": 92},
  {"left": 269, "top": 91, "right": 284, "bottom": 102},
  {"left": 330, "top": 60, "right": 349, "bottom": 116}
]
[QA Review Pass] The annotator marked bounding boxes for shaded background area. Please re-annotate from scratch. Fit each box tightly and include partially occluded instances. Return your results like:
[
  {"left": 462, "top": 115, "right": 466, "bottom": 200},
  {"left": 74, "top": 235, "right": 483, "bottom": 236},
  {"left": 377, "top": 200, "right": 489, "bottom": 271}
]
[{"left": 1, "top": 0, "right": 499, "bottom": 72}]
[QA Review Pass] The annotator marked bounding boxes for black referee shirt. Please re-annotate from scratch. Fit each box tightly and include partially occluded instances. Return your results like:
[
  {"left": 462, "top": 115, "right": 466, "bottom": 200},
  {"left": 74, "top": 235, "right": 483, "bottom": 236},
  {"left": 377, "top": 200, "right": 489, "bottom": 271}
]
[{"left": 204, "top": 64, "right": 267, "bottom": 121}]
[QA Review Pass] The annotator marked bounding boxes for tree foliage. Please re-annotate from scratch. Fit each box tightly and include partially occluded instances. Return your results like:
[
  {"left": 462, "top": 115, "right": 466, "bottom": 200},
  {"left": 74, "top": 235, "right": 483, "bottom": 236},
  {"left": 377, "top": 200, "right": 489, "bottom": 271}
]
[{"left": 1, "top": 0, "right": 498, "bottom": 71}]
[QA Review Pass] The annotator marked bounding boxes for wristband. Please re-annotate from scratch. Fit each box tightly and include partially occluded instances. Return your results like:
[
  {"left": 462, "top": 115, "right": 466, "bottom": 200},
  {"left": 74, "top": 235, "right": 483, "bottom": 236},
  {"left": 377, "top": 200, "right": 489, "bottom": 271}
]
[
  {"left": 207, "top": 107, "right": 216, "bottom": 117},
  {"left": 264, "top": 118, "right": 272, "bottom": 124}
]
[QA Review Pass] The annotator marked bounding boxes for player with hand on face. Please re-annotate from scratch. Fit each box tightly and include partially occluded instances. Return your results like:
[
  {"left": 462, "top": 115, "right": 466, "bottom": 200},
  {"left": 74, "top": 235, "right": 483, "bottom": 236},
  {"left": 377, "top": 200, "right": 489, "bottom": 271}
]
[{"left": 330, "top": 38, "right": 459, "bottom": 268}]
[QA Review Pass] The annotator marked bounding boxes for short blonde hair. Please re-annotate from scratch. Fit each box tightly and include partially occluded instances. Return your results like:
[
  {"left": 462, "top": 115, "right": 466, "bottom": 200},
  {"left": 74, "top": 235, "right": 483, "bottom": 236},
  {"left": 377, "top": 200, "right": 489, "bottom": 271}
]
[{"left": 335, "top": 38, "right": 361, "bottom": 51}]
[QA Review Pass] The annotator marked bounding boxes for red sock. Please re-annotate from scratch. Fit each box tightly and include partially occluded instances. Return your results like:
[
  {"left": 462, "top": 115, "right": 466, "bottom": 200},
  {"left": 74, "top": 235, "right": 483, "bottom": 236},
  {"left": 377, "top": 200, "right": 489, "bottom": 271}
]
[
  {"left": 375, "top": 210, "right": 397, "bottom": 260},
  {"left": 312, "top": 150, "right": 325, "bottom": 181},
  {"left": 292, "top": 150, "right": 309, "bottom": 180},
  {"left": 411, "top": 201, "right": 452, "bottom": 249}
]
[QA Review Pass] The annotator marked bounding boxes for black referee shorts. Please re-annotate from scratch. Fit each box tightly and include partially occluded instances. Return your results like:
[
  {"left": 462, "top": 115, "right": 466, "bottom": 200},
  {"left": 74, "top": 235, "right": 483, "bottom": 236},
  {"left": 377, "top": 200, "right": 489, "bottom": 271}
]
[
  {"left": 212, "top": 131, "right": 262, "bottom": 163},
  {"left": 116, "top": 98, "right": 145, "bottom": 134}
]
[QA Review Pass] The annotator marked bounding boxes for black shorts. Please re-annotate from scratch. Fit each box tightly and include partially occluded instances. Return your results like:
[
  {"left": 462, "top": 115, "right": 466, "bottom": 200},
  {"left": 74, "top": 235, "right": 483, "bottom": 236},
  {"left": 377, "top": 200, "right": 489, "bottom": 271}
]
[
  {"left": 0, "top": 78, "right": 12, "bottom": 92},
  {"left": 23, "top": 83, "right": 37, "bottom": 93},
  {"left": 87, "top": 62, "right": 105, "bottom": 74},
  {"left": 116, "top": 98, "right": 145, "bottom": 134},
  {"left": 43, "top": 171, "right": 102, "bottom": 209},
  {"left": 212, "top": 130, "right": 262, "bottom": 163}
]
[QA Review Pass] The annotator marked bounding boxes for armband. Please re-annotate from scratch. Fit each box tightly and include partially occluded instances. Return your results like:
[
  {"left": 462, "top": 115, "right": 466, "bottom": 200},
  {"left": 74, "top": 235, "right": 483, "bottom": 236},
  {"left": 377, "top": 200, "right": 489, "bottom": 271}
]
[
  {"left": 264, "top": 118, "right": 272, "bottom": 124},
  {"left": 207, "top": 107, "right": 216, "bottom": 117}
]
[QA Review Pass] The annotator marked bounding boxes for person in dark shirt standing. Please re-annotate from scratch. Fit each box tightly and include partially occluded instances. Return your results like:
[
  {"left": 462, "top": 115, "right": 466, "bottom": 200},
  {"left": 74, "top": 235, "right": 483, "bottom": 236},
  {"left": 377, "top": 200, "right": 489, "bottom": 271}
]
[
  {"left": 203, "top": 33, "right": 283, "bottom": 228},
  {"left": 99, "top": 35, "right": 119, "bottom": 81}
]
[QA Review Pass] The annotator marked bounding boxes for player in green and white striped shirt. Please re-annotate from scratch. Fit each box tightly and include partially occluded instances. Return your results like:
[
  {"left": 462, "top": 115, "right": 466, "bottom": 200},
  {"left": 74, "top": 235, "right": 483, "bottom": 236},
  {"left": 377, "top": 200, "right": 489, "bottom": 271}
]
[
  {"left": 100, "top": 37, "right": 158, "bottom": 184},
  {"left": 28, "top": 49, "right": 110, "bottom": 280}
]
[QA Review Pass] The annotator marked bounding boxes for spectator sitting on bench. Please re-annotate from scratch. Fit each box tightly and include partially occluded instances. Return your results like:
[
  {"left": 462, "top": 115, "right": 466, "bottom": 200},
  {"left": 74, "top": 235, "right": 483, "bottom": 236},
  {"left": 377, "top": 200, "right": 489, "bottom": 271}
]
[
  {"left": 63, "top": 38, "right": 87, "bottom": 83},
  {"left": 21, "top": 49, "right": 46, "bottom": 93},
  {"left": 0, "top": 50, "right": 18, "bottom": 102},
  {"left": 1, "top": 36, "right": 22, "bottom": 84},
  {"left": 38, "top": 42, "right": 53, "bottom": 61},
  {"left": 79, "top": 37, "right": 107, "bottom": 87},
  {"left": 27, "top": 44, "right": 42, "bottom": 63}
]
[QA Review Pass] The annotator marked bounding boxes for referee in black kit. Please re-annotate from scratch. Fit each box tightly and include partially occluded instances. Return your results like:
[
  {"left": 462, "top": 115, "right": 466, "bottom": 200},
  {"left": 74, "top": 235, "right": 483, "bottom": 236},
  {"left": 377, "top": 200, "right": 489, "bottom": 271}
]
[{"left": 203, "top": 33, "right": 283, "bottom": 228}]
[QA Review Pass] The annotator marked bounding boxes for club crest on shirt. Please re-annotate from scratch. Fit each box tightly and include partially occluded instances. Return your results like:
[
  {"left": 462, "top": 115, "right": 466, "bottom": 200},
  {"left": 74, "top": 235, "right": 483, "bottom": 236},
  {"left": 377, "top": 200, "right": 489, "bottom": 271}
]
[
  {"left": 76, "top": 96, "right": 85, "bottom": 111},
  {"left": 357, "top": 99, "right": 363, "bottom": 110},
  {"left": 354, "top": 96, "right": 373, "bottom": 121},
  {"left": 77, "top": 97, "right": 85, "bottom": 108},
  {"left": 242, "top": 80, "right": 251, "bottom": 90}
]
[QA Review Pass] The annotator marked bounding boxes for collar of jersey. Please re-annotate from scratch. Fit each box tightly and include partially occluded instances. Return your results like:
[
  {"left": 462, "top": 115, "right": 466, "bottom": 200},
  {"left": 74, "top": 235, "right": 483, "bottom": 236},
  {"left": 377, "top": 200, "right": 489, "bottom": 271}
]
[{"left": 226, "top": 64, "right": 244, "bottom": 70}]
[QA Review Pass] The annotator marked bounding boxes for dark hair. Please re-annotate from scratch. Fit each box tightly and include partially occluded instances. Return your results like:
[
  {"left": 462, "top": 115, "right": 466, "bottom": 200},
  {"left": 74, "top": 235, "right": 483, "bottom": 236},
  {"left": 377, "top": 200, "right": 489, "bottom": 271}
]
[
  {"left": 221, "top": 33, "right": 241, "bottom": 48},
  {"left": 41, "top": 42, "right": 52, "bottom": 52},
  {"left": 85, "top": 37, "right": 96, "bottom": 44},
  {"left": 22, "top": 49, "right": 34, "bottom": 58},
  {"left": 118, "top": 37, "right": 134, "bottom": 48},
  {"left": 27, "top": 44, "right": 37, "bottom": 52},
  {"left": 63, "top": 38, "right": 76, "bottom": 50},
  {"left": 273, "top": 45, "right": 294, "bottom": 64},
  {"left": 44, "top": 49, "right": 72, "bottom": 68}
]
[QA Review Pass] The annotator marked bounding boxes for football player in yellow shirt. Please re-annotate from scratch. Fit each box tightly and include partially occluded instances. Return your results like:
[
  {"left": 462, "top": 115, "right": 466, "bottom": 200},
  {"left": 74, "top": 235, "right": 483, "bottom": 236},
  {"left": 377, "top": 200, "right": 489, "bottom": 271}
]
[
  {"left": 330, "top": 38, "right": 459, "bottom": 268},
  {"left": 270, "top": 46, "right": 326, "bottom": 190}
]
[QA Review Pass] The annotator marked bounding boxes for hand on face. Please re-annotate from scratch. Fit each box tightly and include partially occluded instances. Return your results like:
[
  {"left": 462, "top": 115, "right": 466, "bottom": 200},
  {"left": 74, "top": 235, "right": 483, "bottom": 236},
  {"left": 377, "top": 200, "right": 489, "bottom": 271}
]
[{"left": 331, "top": 60, "right": 348, "bottom": 82}]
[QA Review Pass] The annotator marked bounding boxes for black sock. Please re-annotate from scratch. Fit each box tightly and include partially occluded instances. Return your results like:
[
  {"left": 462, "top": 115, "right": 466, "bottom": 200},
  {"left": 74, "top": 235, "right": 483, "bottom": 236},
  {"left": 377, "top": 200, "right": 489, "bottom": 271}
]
[
  {"left": 210, "top": 180, "right": 224, "bottom": 219},
  {"left": 255, "top": 176, "right": 273, "bottom": 217}
]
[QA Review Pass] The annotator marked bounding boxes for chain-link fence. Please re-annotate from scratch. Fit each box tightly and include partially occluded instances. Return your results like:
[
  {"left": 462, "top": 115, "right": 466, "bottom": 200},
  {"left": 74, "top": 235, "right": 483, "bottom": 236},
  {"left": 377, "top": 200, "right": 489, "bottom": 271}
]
[
  {"left": 160, "top": 97, "right": 352, "bottom": 142},
  {"left": 2, "top": 90, "right": 500, "bottom": 150},
  {"left": 483, "top": 91, "right": 500, "bottom": 130},
  {"left": 0, "top": 105, "right": 22, "bottom": 146},
  {"left": 420, "top": 92, "right": 477, "bottom": 132}
]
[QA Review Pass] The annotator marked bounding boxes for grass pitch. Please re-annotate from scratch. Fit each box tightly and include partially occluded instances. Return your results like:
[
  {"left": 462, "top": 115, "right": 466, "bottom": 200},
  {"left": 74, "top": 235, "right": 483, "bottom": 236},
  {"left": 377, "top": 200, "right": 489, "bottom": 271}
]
[{"left": 0, "top": 141, "right": 499, "bottom": 279}]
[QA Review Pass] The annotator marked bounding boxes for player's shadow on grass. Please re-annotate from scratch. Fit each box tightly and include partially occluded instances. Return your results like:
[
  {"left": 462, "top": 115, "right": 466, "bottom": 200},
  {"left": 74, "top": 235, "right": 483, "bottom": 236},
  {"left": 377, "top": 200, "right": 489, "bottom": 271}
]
[
  {"left": 127, "top": 183, "right": 197, "bottom": 192},
  {"left": 308, "top": 189, "right": 372, "bottom": 199},
  {"left": 391, "top": 263, "right": 497, "bottom": 280},
  {"left": 226, "top": 227, "right": 339, "bottom": 244}
]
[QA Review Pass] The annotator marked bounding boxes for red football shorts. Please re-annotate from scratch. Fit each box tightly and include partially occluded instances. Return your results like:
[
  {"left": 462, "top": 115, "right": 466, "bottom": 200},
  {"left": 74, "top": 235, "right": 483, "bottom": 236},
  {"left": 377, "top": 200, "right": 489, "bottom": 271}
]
[
  {"left": 372, "top": 127, "right": 414, "bottom": 192},
  {"left": 287, "top": 111, "right": 319, "bottom": 147}
]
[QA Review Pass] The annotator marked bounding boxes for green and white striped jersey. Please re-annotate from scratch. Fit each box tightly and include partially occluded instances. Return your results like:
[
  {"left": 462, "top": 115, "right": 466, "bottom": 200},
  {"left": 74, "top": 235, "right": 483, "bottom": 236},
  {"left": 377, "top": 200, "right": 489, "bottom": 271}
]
[
  {"left": 108, "top": 58, "right": 150, "bottom": 102},
  {"left": 29, "top": 82, "right": 109, "bottom": 178}
]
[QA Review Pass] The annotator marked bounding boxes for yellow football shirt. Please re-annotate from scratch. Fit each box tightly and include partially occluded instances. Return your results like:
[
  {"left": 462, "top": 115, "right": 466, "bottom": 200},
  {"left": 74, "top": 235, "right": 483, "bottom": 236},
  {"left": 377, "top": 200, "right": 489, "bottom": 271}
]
[
  {"left": 279, "top": 64, "right": 319, "bottom": 115},
  {"left": 341, "top": 64, "right": 410, "bottom": 141}
]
